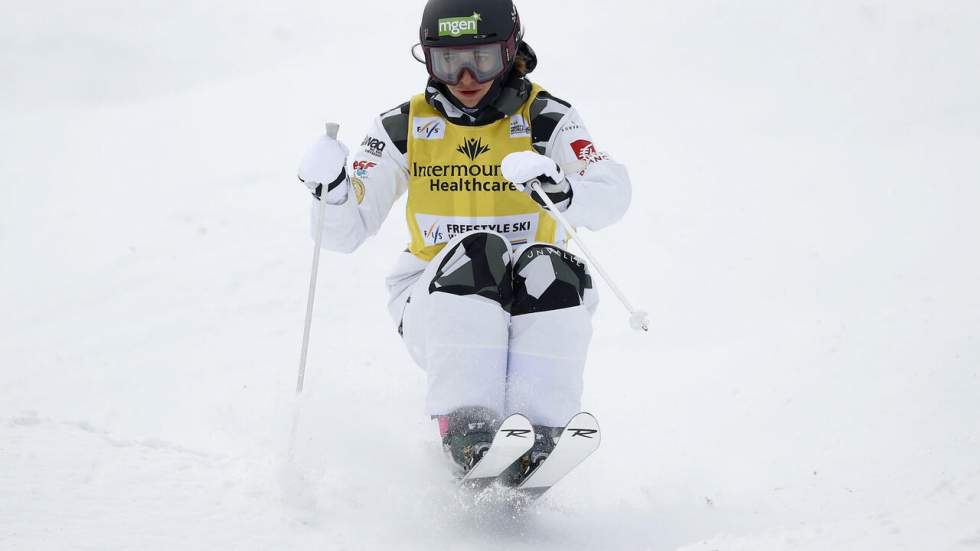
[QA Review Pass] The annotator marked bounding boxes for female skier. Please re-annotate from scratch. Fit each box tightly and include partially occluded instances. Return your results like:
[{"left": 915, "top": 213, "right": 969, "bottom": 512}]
[{"left": 297, "top": 0, "right": 631, "bottom": 478}]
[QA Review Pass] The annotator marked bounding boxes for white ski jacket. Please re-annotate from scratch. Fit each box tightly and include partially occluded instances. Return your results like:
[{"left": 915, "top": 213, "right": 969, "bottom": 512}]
[{"left": 309, "top": 86, "right": 632, "bottom": 326}]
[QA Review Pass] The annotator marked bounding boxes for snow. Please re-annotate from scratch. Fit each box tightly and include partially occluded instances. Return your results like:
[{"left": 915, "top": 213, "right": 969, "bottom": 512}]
[{"left": 2, "top": 0, "right": 979, "bottom": 549}]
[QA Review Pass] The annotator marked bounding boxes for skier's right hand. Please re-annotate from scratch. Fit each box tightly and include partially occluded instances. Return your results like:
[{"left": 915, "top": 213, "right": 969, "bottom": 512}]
[{"left": 298, "top": 135, "right": 349, "bottom": 200}]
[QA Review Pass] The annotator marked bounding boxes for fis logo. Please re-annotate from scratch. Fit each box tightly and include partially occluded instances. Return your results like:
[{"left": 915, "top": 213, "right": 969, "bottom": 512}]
[
  {"left": 413, "top": 117, "right": 445, "bottom": 140},
  {"left": 456, "top": 137, "right": 491, "bottom": 161},
  {"left": 423, "top": 222, "right": 444, "bottom": 244}
]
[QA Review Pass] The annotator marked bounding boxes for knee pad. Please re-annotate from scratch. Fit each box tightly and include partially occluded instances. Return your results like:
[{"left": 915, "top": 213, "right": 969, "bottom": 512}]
[
  {"left": 512, "top": 244, "right": 593, "bottom": 315},
  {"left": 428, "top": 231, "right": 513, "bottom": 310}
]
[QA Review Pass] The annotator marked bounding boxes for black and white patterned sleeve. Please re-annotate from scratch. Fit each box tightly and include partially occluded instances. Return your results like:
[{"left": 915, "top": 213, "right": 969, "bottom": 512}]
[
  {"left": 529, "top": 92, "right": 632, "bottom": 231},
  {"left": 311, "top": 103, "right": 410, "bottom": 253}
]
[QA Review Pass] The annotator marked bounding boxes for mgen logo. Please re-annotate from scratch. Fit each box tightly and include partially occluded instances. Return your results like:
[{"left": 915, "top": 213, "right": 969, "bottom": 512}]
[
  {"left": 456, "top": 137, "right": 491, "bottom": 161},
  {"left": 438, "top": 13, "right": 481, "bottom": 37}
]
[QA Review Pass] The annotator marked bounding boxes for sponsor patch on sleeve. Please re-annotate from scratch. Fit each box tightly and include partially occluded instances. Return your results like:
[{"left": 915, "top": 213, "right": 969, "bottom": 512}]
[
  {"left": 352, "top": 160, "right": 377, "bottom": 178},
  {"left": 570, "top": 139, "right": 608, "bottom": 164},
  {"left": 361, "top": 135, "right": 386, "bottom": 157},
  {"left": 351, "top": 176, "right": 366, "bottom": 204}
]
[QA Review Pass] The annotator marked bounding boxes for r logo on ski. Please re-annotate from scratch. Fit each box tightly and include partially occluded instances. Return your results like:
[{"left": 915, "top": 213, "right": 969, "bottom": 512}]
[
  {"left": 503, "top": 429, "right": 531, "bottom": 438},
  {"left": 569, "top": 428, "right": 597, "bottom": 438}
]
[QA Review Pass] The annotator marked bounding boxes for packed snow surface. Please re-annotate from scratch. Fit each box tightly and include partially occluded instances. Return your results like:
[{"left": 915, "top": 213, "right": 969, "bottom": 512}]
[{"left": 2, "top": 1, "right": 978, "bottom": 549}]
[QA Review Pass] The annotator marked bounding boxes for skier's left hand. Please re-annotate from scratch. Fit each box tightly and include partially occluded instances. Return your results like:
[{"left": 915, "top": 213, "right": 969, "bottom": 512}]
[{"left": 501, "top": 151, "right": 572, "bottom": 211}]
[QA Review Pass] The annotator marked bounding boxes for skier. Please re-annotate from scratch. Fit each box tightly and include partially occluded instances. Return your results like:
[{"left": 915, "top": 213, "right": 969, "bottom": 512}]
[{"left": 297, "top": 0, "right": 631, "bottom": 480}]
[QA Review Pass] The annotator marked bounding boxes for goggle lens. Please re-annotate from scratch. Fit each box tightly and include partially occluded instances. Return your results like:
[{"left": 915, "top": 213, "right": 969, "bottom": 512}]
[{"left": 427, "top": 44, "right": 506, "bottom": 85}]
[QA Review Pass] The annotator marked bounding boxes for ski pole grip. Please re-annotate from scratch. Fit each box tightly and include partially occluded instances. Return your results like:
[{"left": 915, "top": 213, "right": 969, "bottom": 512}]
[{"left": 324, "top": 122, "right": 339, "bottom": 139}]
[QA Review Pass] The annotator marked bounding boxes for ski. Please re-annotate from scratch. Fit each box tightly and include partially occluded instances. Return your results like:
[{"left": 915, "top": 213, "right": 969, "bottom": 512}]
[
  {"left": 517, "top": 412, "right": 601, "bottom": 500},
  {"left": 459, "top": 414, "right": 534, "bottom": 488}
]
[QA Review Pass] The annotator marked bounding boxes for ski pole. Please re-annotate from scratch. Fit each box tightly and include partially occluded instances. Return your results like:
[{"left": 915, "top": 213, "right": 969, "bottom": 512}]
[
  {"left": 296, "top": 122, "right": 340, "bottom": 393},
  {"left": 529, "top": 179, "right": 650, "bottom": 332}
]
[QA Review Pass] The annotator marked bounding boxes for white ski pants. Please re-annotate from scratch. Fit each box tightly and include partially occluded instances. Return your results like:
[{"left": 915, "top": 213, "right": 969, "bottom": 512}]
[{"left": 396, "top": 230, "right": 598, "bottom": 427}]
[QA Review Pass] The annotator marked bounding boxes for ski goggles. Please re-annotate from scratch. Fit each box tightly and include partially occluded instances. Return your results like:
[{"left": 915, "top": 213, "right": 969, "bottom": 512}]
[{"left": 423, "top": 40, "right": 515, "bottom": 85}]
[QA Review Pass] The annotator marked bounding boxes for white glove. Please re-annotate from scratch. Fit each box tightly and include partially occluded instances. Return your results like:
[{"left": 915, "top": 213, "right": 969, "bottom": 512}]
[
  {"left": 297, "top": 136, "right": 349, "bottom": 200},
  {"left": 501, "top": 151, "right": 572, "bottom": 211}
]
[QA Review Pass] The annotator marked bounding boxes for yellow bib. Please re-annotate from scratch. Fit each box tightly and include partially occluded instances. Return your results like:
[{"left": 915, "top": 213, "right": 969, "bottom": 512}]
[{"left": 405, "top": 84, "right": 558, "bottom": 261}]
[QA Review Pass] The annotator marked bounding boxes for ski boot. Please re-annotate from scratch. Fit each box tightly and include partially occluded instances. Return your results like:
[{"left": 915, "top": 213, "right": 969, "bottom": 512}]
[
  {"left": 501, "top": 424, "right": 562, "bottom": 485},
  {"left": 436, "top": 406, "right": 499, "bottom": 474}
]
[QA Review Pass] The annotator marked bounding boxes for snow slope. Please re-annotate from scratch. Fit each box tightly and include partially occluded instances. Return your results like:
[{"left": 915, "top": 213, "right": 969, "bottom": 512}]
[{"left": 2, "top": 1, "right": 978, "bottom": 549}]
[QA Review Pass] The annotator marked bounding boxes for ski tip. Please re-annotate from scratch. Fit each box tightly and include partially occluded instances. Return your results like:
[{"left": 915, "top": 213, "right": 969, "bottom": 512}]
[
  {"left": 564, "top": 411, "right": 599, "bottom": 425},
  {"left": 498, "top": 413, "right": 533, "bottom": 430},
  {"left": 562, "top": 412, "right": 600, "bottom": 443}
]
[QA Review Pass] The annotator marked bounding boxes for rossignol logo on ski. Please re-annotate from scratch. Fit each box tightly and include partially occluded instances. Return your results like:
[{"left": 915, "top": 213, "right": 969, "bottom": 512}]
[
  {"left": 438, "top": 13, "right": 481, "bottom": 37},
  {"left": 569, "top": 428, "right": 598, "bottom": 438},
  {"left": 503, "top": 429, "right": 531, "bottom": 438},
  {"left": 456, "top": 137, "right": 490, "bottom": 161}
]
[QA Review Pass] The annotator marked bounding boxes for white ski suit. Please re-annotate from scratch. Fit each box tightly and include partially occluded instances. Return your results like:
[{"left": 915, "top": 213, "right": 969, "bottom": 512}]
[{"left": 309, "top": 83, "right": 630, "bottom": 426}]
